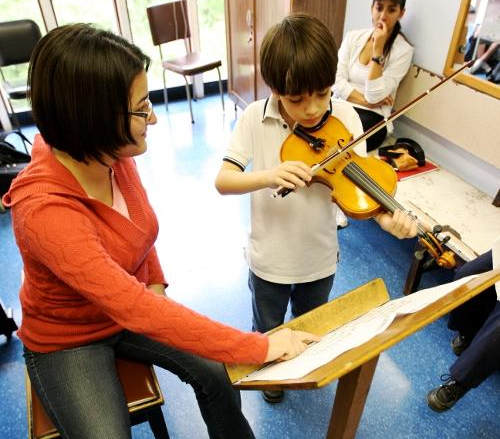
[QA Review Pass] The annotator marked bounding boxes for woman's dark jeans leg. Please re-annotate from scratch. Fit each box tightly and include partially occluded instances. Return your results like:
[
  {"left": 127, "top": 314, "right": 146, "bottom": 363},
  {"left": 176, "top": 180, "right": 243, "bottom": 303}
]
[
  {"left": 116, "top": 331, "right": 255, "bottom": 439},
  {"left": 353, "top": 107, "right": 387, "bottom": 151},
  {"left": 24, "top": 335, "right": 131, "bottom": 439},
  {"left": 24, "top": 331, "right": 256, "bottom": 439}
]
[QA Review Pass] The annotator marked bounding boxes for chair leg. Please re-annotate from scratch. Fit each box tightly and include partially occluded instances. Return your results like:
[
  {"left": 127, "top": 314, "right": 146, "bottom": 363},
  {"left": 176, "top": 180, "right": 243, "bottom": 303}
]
[
  {"left": 5, "top": 97, "right": 22, "bottom": 131},
  {"left": 162, "top": 70, "right": 169, "bottom": 113},
  {"left": 216, "top": 67, "right": 225, "bottom": 112},
  {"left": 183, "top": 76, "right": 194, "bottom": 124},
  {"left": 147, "top": 407, "right": 170, "bottom": 439}
]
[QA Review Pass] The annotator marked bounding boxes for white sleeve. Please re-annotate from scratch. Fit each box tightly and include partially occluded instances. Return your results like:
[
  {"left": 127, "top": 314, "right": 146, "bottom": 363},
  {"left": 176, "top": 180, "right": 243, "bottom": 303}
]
[
  {"left": 222, "top": 102, "right": 261, "bottom": 169},
  {"left": 364, "top": 39, "right": 414, "bottom": 104},
  {"left": 333, "top": 31, "right": 356, "bottom": 101}
]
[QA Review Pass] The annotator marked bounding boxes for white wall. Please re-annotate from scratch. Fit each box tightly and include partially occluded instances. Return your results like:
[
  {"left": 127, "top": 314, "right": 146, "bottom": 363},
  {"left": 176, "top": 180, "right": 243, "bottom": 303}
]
[{"left": 343, "top": 0, "right": 461, "bottom": 73}]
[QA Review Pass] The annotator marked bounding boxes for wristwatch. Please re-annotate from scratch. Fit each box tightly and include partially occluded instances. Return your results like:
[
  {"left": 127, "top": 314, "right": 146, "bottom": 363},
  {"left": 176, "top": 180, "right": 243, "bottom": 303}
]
[{"left": 371, "top": 55, "right": 385, "bottom": 65}]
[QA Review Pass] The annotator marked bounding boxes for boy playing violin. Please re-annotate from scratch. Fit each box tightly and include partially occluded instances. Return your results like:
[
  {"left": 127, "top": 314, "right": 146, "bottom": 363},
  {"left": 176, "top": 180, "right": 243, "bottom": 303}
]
[{"left": 215, "top": 13, "right": 417, "bottom": 403}]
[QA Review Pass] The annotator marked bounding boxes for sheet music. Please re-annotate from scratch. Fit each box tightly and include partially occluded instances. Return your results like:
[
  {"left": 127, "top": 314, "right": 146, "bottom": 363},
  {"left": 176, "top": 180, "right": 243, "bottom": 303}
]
[{"left": 239, "top": 275, "right": 477, "bottom": 382}]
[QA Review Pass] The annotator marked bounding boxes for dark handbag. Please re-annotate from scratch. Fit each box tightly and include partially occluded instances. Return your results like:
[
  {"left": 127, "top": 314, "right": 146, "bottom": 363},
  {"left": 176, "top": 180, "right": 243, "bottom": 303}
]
[
  {"left": 0, "top": 130, "right": 32, "bottom": 197},
  {"left": 379, "top": 137, "right": 426, "bottom": 171}
]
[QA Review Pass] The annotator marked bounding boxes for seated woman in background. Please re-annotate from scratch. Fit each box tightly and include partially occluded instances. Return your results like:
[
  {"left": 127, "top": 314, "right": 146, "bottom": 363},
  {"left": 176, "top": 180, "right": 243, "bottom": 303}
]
[
  {"left": 333, "top": 0, "right": 413, "bottom": 151},
  {"left": 2, "top": 23, "right": 318, "bottom": 439}
]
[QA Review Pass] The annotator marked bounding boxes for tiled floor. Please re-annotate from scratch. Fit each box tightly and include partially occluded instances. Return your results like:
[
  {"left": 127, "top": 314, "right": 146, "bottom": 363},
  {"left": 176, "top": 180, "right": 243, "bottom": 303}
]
[{"left": 1, "top": 95, "right": 499, "bottom": 439}]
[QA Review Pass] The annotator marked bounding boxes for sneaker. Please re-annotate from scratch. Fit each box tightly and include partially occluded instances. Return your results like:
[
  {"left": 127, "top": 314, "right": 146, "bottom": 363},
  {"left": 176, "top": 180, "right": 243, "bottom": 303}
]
[
  {"left": 262, "top": 390, "right": 284, "bottom": 403},
  {"left": 427, "top": 375, "right": 468, "bottom": 412},
  {"left": 470, "top": 59, "right": 492, "bottom": 74},
  {"left": 336, "top": 208, "right": 349, "bottom": 229},
  {"left": 451, "top": 333, "right": 472, "bottom": 356}
]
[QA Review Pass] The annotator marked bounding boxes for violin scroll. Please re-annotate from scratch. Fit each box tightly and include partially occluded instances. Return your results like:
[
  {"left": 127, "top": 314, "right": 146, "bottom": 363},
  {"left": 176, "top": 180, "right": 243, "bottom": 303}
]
[{"left": 418, "top": 228, "right": 456, "bottom": 270}]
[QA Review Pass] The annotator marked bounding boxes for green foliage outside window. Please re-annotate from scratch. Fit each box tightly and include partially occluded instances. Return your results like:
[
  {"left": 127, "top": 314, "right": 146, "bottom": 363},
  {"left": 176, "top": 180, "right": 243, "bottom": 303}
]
[{"left": 1, "top": 0, "right": 227, "bottom": 114}]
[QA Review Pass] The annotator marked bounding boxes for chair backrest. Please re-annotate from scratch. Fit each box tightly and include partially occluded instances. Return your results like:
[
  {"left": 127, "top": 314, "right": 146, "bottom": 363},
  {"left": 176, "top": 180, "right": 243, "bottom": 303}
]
[
  {"left": 0, "top": 20, "right": 42, "bottom": 67},
  {"left": 147, "top": 1, "right": 192, "bottom": 47}
]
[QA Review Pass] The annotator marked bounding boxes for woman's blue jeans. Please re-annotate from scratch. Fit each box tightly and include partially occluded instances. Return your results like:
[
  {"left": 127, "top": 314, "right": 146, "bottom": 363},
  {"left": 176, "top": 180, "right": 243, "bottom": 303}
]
[{"left": 24, "top": 331, "right": 256, "bottom": 439}]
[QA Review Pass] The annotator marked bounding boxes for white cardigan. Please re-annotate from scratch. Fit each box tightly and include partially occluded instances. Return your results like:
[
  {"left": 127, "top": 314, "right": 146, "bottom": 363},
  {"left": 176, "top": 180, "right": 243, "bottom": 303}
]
[{"left": 333, "top": 28, "right": 413, "bottom": 129}]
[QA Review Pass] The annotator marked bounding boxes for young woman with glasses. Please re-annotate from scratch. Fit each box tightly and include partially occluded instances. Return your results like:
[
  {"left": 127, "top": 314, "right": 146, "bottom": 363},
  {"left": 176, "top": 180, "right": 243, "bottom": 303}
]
[{"left": 2, "top": 23, "right": 317, "bottom": 439}]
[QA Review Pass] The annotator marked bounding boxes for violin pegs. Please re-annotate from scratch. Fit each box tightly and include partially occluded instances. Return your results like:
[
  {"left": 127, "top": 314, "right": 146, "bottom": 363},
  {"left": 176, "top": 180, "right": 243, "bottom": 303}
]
[
  {"left": 414, "top": 249, "right": 426, "bottom": 260},
  {"left": 432, "top": 225, "right": 442, "bottom": 234},
  {"left": 423, "top": 257, "right": 436, "bottom": 270}
]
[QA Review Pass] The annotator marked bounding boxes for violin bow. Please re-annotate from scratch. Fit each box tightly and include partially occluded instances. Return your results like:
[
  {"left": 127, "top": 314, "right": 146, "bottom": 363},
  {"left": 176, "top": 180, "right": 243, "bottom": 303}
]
[{"left": 273, "top": 59, "right": 474, "bottom": 199}]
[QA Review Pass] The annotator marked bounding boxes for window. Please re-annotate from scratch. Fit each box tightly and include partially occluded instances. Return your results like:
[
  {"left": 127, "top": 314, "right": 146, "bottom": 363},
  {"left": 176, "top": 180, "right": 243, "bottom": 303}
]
[
  {"left": 197, "top": 0, "right": 228, "bottom": 82},
  {"left": 128, "top": 0, "right": 227, "bottom": 91},
  {"left": 52, "top": 0, "right": 118, "bottom": 32},
  {"left": 0, "top": 0, "right": 228, "bottom": 124},
  {"left": 127, "top": 0, "right": 186, "bottom": 90},
  {"left": 0, "top": 0, "right": 45, "bottom": 113}
]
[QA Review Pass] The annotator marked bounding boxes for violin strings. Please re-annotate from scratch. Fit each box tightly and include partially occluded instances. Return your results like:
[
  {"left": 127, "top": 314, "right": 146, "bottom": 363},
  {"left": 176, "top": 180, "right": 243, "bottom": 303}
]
[{"left": 343, "top": 162, "right": 427, "bottom": 236}]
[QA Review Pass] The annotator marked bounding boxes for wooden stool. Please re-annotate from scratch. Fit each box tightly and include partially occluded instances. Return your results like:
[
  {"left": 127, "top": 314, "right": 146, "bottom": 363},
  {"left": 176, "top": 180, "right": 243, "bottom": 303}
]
[{"left": 26, "top": 358, "right": 170, "bottom": 439}]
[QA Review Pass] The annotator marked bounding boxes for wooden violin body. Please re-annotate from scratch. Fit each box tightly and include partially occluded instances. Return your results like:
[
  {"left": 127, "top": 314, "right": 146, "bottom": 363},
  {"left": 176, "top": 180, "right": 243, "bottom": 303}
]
[
  {"left": 280, "top": 115, "right": 397, "bottom": 220},
  {"left": 273, "top": 61, "right": 476, "bottom": 268},
  {"left": 280, "top": 115, "right": 456, "bottom": 269}
]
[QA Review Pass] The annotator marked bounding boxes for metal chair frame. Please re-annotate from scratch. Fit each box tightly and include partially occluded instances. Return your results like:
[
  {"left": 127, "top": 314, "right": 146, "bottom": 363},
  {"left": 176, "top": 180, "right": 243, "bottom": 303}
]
[{"left": 147, "top": 1, "right": 224, "bottom": 123}]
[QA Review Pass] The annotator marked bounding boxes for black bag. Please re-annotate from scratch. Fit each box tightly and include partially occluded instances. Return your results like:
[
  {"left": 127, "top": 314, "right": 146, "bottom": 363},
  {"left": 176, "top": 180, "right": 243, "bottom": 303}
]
[
  {"left": 379, "top": 137, "right": 426, "bottom": 167},
  {"left": 0, "top": 130, "right": 32, "bottom": 197}
]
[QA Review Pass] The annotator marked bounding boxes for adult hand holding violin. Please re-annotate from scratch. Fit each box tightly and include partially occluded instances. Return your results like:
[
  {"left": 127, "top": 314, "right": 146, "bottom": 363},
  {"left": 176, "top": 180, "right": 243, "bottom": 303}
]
[{"left": 265, "top": 328, "right": 321, "bottom": 362}]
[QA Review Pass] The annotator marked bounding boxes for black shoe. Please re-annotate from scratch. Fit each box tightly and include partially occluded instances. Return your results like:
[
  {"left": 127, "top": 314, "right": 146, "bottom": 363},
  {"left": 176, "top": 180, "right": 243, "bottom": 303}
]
[
  {"left": 262, "top": 390, "right": 284, "bottom": 403},
  {"left": 451, "top": 333, "right": 472, "bottom": 356},
  {"left": 427, "top": 376, "right": 468, "bottom": 412}
]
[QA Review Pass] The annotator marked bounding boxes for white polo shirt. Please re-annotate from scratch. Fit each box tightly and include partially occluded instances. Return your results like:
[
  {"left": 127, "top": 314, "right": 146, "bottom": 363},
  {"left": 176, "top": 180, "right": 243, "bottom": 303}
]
[{"left": 223, "top": 95, "right": 366, "bottom": 284}]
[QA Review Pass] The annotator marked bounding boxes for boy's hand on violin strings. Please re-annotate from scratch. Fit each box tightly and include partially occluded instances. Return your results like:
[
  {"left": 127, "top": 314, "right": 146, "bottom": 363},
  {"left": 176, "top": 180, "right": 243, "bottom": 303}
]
[
  {"left": 266, "top": 161, "right": 313, "bottom": 190},
  {"left": 375, "top": 209, "right": 418, "bottom": 239},
  {"left": 265, "top": 328, "right": 321, "bottom": 362}
]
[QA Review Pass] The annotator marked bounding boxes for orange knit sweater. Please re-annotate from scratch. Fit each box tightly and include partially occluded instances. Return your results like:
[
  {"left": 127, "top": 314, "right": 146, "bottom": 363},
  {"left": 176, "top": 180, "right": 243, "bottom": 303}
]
[{"left": 3, "top": 135, "right": 268, "bottom": 364}]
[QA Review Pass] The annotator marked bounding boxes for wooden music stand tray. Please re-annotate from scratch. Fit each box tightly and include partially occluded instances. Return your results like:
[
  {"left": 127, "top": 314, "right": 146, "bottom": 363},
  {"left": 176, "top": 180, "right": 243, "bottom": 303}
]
[{"left": 226, "top": 270, "right": 500, "bottom": 439}]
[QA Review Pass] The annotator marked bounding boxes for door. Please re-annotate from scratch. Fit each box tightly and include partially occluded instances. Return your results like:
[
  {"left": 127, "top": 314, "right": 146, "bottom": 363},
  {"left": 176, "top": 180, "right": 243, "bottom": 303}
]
[{"left": 226, "top": 0, "right": 256, "bottom": 107}]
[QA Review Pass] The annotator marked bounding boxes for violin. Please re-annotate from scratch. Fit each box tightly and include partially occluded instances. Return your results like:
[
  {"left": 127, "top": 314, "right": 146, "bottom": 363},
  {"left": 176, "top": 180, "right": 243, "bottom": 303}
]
[{"left": 273, "top": 61, "right": 474, "bottom": 269}]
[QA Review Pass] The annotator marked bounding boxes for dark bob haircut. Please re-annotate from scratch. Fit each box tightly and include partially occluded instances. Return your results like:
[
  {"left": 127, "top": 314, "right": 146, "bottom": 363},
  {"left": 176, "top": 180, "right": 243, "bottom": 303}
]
[
  {"left": 28, "top": 23, "right": 151, "bottom": 162},
  {"left": 259, "top": 14, "right": 338, "bottom": 97}
]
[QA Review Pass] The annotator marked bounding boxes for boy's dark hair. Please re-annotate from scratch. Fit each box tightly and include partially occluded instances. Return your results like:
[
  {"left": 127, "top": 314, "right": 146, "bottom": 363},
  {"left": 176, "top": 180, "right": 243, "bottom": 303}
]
[
  {"left": 260, "top": 14, "right": 338, "bottom": 97},
  {"left": 28, "top": 23, "right": 151, "bottom": 162}
]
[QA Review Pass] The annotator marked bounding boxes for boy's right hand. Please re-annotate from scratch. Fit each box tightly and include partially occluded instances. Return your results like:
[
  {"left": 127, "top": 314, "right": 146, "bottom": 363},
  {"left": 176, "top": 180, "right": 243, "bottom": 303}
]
[
  {"left": 265, "top": 328, "right": 321, "bottom": 362},
  {"left": 266, "top": 161, "right": 313, "bottom": 190}
]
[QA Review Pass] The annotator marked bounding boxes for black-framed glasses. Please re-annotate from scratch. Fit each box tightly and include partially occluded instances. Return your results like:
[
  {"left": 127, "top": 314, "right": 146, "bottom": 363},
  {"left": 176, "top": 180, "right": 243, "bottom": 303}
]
[{"left": 128, "top": 98, "right": 153, "bottom": 120}]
